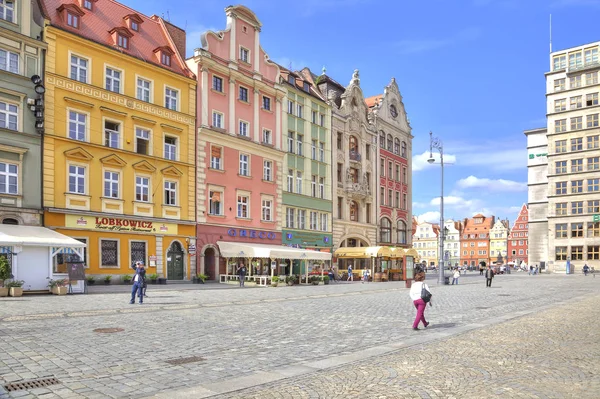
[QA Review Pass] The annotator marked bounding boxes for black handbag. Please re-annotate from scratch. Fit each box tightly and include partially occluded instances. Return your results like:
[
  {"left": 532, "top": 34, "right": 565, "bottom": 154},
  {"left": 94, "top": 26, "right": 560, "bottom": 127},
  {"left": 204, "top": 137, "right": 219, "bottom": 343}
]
[{"left": 420, "top": 282, "right": 432, "bottom": 303}]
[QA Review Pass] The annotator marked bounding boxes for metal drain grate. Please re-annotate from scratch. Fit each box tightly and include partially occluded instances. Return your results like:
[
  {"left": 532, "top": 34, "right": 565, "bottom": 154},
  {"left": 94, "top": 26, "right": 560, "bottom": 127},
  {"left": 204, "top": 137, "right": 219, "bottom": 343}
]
[
  {"left": 165, "top": 355, "right": 205, "bottom": 365},
  {"left": 93, "top": 328, "right": 124, "bottom": 333},
  {"left": 3, "top": 377, "right": 60, "bottom": 392}
]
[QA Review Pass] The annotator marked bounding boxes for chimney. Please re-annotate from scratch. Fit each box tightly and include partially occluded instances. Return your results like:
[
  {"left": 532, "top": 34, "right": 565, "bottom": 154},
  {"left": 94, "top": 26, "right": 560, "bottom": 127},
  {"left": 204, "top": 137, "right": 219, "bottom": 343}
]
[{"left": 162, "top": 19, "right": 187, "bottom": 59}]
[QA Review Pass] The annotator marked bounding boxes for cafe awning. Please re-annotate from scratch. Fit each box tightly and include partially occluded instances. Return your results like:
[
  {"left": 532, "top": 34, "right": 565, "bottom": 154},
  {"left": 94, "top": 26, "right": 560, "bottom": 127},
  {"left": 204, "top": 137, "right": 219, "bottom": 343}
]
[
  {"left": 389, "top": 247, "right": 406, "bottom": 259},
  {"left": 0, "top": 225, "right": 86, "bottom": 259},
  {"left": 404, "top": 248, "right": 419, "bottom": 258},
  {"left": 334, "top": 246, "right": 392, "bottom": 259},
  {"left": 216, "top": 241, "right": 331, "bottom": 261}
]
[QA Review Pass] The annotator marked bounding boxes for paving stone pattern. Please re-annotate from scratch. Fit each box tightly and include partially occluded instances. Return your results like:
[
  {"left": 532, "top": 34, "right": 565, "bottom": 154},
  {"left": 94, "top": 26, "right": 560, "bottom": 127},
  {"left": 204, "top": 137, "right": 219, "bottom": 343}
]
[{"left": 0, "top": 274, "right": 598, "bottom": 398}]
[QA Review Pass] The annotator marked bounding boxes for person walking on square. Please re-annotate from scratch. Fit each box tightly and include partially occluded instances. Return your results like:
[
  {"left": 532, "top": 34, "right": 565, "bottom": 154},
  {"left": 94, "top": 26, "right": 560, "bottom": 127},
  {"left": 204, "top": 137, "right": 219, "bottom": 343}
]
[
  {"left": 347, "top": 264, "right": 353, "bottom": 282},
  {"left": 362, "top": 268, "right": 368, "bottom": 284},
  {"left": 452, "top": 268, "right": 460, "bottom": 285},
  {"left": 485, "top": 265, "right": 494, "bottom": 288},
  {"left": 236, "top": 262, "right": 247, "bottom": 287},
  {"left": 409, "top": 271, "right": 430, "bottom": 330},
  {"left": 583, "top": 263, "right": 590, "bottom": 276},
  {"left": 480, "top": 264, "right": 484, "bottom": 276},
  {"left": 130, "top": 262, "right": 146, "bottom": 304}
]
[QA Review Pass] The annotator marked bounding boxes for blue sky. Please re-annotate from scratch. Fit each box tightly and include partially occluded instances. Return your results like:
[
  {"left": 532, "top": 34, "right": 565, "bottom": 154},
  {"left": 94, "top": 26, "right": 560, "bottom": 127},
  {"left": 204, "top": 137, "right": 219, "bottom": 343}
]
[{"left": 127, "top": 0, "right": 600, "bottom": 225}]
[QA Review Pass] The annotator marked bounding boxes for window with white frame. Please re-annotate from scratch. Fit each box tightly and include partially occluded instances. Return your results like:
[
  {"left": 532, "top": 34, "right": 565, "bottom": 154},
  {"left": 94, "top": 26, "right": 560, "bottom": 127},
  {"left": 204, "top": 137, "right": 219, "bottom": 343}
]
[
  {"left": 287, "top": 169, "right": 293, "bottom": 192},
  {"left": 311, "top": 140, "right": 317, "bottom": 160},
  {"left": 589, "top": 135, "right": 599, "bottom": 149},
  {"left": 288, "top": 131, "right": 295, "bottom": 153},
  {"left": 569, "top": 52, "right": 583, "bottom": 69},
  {"left": 263, "top": 160, "right": 272, "bottom": 181},
  {"left": 286, "top": 208, "right": 295, "bottom": 228},
  {"left": 68, "top": 165, "right": 85, "bottom": 194},
  {"left": 212, "top": 75, "right": 223, "bottom": 92},
  {"left": 555, "top": 119, "right": 566, "bottom": 133},
  {"left": 135, "top": 176, "right": 149, "bottom": 202},
  {"left": 296, "top": 134, "right": 303, "bottom": 156},
  {"left": 586, "top": 72, "right": 598, "bottom": 85},
  {"left": 571, "top": 116, "right": 583, "bottom": 130},
  {"left": 585, "top": 47, "right": 598, "bottom": 64},
  {"left": 68, "top": 111, "right": 86, "bottom": 141},
  {"left": 319, "top": 177, "right": 325, "bottom": 199},
  {"left": 298, "top": 209, "right": 306, "bottom": 229},
  {"left": 83, "top": 0, "right": 92, "bottom": 10},
  {"left": 310, "top": 211, "right": 318, "bottom": 230},
  {"left": 67, "top": 12, "right": 79, "bottom": 28},
  {"left": 209, "top": 190, "right": 222, "bottom": 215},
  {"left": 296, "top": 104, "right": 303, "bottom": 118},
  {"left": 104, "top": 120, "right": 120, "bottom": 148},
  {"left": 164, "top": 136, "right": 177, "bottom": 160},
  {"left": 554, "top": 78, "right": 565, "bottom": 91},
  {"left": 0, "top": 162, "right": 17, "bottom": 194},
  {"left": 103, "top": 171, "right": 119, "bottom": 198},
  {"left": 261, "top": 199, "right": 272, "bottom": 221},
  {"left": 240, "top": 47, "right": 249, "bottom": 63},
  {"left": 319, "top": 142, "right": 325, "bottom": 162},
  {"left": 0, "top": 0, "right": 15, "bottom": 22},
  {"left": 135, "top": 128, "right": 150, "bottom": 155},
  {"left": 164, "top": 181, "right": 177, "bottom": 205},
  {"left": 570, "top": 75, "right": 582, "bottom": 89},
  {"left": 210, "top": 146, "right": 222, "bottom": 169},
  {"left": 554, "top": 99, "right": 566, "bottom": 112},
  {"left": 105, "top": 67, "right": 121, "bottom": 93},
  {"left": 70, "top": 55, "right": 88, "bottom": 83},
  {"left": 0, "top": 49, "right": 18, "bottom": 74},
  {"left": 296, "top": 171, "right": 302, "bottom": 194},
  {"left": 320, "top": 114, "right": 325, "bottom": 127},
  {"left": 137, "top": 78, "right": 151, "bottom": 102},
  {"left": 161, "top": 52, "right": 171, "bottom": 67},
  {"left": 239, "top": 120, "right": 249, "bottom": 137},
  {"left": 287, "top": 100, "right": 294, "bottom": 114},
  {"left": 212, "top": 111, "right": 223, "bottom": 129},
  {"left": 262, "top": 129, "right": 272, "bottom": 144},
  {"left": 165, "top": 87, "right": 178, "bottom": 110},
  {"left": 117, "top": 35, "right": 128, "bottom": 49},
  {"left": 239, "top": 153, "right": 249, "bottom": 176},
  {"left": 587, "top": 114, "right": 599, "bottom": 128},
  {"left": 587, "top": 93, "right": 598, "bottom": 106},
  {"left": 0, "top": 101, "right": 17, "bottom": 131},
  {"left": 553, "top": 54, "right": 566, "bottom": 70},
  {"left": 311, "top": 175, "right": 317, "bottom": 197},
  {"left": 321, "top": 213, "right": 328, "bottom": 232},
  {"left": 100, "top": 239, "right": 118, "bottom": 267},
  {"left": 312, "top": 110, "right": 317, "bottom": 124},
  {"left": 237, "top": 194, "right": 249, "bottom": 218}
]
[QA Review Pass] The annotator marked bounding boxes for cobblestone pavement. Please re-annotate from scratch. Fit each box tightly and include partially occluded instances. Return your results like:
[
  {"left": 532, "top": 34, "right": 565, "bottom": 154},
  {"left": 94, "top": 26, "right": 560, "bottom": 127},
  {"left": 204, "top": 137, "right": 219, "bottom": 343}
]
[{"left": 0, "top": 274, "right": 597, "bottom": 398}]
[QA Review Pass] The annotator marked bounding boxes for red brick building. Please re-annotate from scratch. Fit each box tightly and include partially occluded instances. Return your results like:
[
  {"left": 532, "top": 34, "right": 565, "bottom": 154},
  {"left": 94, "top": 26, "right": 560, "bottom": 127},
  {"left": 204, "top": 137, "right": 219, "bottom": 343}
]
[
  {"left": 460, "top": 214, "right": 495, "bottom": 267},
  {"left": 507, "top": 204, "right": 529, "bottom": 266}
]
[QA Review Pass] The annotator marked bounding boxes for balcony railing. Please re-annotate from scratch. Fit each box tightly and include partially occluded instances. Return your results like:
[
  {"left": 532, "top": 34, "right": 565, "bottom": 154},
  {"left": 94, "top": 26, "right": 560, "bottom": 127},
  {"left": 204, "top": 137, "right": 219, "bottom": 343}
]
[{"left": 349, "top": 151, "right": 361, "bottom": 162}]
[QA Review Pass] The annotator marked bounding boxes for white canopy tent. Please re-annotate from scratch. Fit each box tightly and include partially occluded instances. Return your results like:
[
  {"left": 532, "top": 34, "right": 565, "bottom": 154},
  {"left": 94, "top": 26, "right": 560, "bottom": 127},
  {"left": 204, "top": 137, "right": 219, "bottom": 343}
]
[{"left": 0, "top": 226, "right": 86, "bottom": 291}]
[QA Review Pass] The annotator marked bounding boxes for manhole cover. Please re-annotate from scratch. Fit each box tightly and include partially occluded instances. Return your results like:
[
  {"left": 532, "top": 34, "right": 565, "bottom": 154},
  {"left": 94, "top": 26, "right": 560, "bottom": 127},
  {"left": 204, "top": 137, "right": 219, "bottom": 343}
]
[
  {"left": 4, "top": 377, "right": 60, "bottom": 392},
  {"left": 165, "top": 355, "right": 205, "bottom": 365},
  {"left": 475, "top": 307, "right": 490, "bottom": 310},
  {"left": 93, "top": 328, "right": 124, "bottom": 333}
]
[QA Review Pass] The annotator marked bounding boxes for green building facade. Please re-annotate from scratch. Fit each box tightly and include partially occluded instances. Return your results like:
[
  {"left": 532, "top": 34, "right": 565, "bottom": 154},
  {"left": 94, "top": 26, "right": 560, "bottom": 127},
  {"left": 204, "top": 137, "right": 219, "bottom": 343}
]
[{"left": 280, "top": 68, "right": 332, "bottom": 264}]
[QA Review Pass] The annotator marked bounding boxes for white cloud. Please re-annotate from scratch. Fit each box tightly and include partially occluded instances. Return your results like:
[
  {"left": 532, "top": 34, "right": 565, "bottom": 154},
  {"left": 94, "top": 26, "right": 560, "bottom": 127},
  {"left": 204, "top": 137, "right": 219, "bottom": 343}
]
[
  {"left": 430, "top": 196, "right": 477, "bottom": 207},
  {"left": 412, "top": 201, "right": 429, "bottom": 209},
  {"left": 412, "top": 151, "right": 457, "bottom": 172},
  {"left": 417, "top": 211, "right": 441, "bottom": 223},
  {"left": 456, "top": 176, "right": 527, "bottom": 192}
]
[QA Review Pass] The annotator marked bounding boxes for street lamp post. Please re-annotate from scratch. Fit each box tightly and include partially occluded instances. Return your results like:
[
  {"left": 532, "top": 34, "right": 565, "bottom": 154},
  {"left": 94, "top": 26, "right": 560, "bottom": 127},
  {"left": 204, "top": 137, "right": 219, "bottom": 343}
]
[{"left": 428, "top": 131, "right": 445, "bottom": 285}]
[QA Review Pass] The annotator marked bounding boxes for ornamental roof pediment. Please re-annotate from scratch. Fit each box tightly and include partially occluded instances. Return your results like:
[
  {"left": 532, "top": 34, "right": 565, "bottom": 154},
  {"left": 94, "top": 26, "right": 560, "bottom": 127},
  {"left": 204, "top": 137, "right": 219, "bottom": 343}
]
[
  {"left": 132, "top": 160, "right": 156, "bottom": 173},
  {"left": 161, "top": 165, "right": 183, "bottom": 177},
  {"left": 100, "top": 154, "right": 127, "bottom": 167},
  {"left": 64, "top": 147, "right": 93, "bottom": 161}
]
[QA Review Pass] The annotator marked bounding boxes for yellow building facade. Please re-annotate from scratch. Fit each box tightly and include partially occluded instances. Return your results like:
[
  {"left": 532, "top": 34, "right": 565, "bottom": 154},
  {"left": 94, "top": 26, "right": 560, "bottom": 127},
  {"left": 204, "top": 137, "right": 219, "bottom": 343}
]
[{"left": 42, "top": 2, "right": 196, "bottom": 281}]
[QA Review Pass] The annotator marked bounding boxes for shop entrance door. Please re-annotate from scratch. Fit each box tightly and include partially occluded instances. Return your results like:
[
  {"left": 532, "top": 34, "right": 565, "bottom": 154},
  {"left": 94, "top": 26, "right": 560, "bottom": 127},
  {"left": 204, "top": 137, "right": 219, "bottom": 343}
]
[
  {"left": 167, "top": 242, "right": 184, "bottom": 280},
  {"left": 204, "top": 247, "right": 216, "bottom": 280}
]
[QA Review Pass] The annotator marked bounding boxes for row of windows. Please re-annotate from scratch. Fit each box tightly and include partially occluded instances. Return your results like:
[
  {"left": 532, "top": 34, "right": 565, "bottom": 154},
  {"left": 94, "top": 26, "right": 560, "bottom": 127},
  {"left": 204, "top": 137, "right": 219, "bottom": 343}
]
[
  {"left": 554, "top": 71, "right": 598, "bottom": 92},
  {"left": 379, "top": 158, "right": 408, "bottom": 182},
  {"left": 554, "top": 93, "right": 599, "bottom": 113},
  {"left": 379, "top": 132, "right": 408, "bottom": 158},
  {"left": 463, "top": 233, "right": 489, "bottom": 239},
  {"left": 286, "top": 169, "right": 326, "bottom": 199},
  {"left": 70, "top": 55, "right": 179, "bottom": 110},
  {"left": 208, "top": 189, "right": 273, "bottom": 221},
  {"left": 287, "top": 99, "right": 327, "bottom": 127},
  {"left": 554, "top": 136, "right": 598, "bottom": 153},
  {"left": 555, "top": 200, "right": 599, "bottom": 215},
  {"left": 211, "top": 74, "right": 274, "bottom": 111},
  {"left": 211, "top": 110, "right": 274, "bottom": 145},
  {"left": 68, "top": 165, "right": 179, "bottom": 205},
  {"left": 53, "top": 238, "right": 147, "bottom": 271},
  {"left": 462, "top": 250, "right": 488, "bottom": 255},
  {"left": 552, "top": 47, "right": 598, "bottom": 72},
  {"left": 285, "top": 208, "right": 329, "bottom": 231},
  {"left": 555, "top": 245, "right": 600, "bottom": 261},
  {"left": 554, "top": 179, "right": 600, "bottom": 195},
  {"left": 286, "top": 132, "right": 326, "bottom": 161},
  {"left": 208, "top": 147, "right": 275, "bottom": 183},
  {"left": 378, "top": 187, "right": 408, "bottom": 209},
  {"left": 554, "top": 222, "right": 600, "bottom": 238},
  {"left": 554, "top": 157, "right": 600, "bottom": 174},
  {"left": 379, "top": 218, "right": 408, "bottom": 244},
  {"left": 554, "top": 115, "right": 600, "bottom": 132}
]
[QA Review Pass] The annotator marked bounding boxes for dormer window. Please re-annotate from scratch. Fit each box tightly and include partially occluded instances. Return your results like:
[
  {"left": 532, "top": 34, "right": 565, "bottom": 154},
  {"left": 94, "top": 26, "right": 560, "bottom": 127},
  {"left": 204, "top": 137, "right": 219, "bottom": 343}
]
[
  {"left": 124, "top": 14, "right": 143, "bottom": 32},
  {"left": 83, "top": 0, "right": 92, "bottom": 10},
  {"left": 303, "top": 82, "right": 310, "bottom": 92},
  {"left": 288, "top": 75, "right": 295, "bottom": 85},
  {"left": 118, "top": 35, "right": 128, "bottom": 49},
  {"left": 57, "top": 3, "right": 85, "bottom": 30},
  {"left": 131, "top": 21, "right": 138, "bottom": 31},
  {"left": 67, "top": 12, "right": 79, "bottom": 28},
  {"left": 154, "top": 46, "right": 174, "bottom": 68},
  {"left": 161, "top": 53, "right": 171, "bottom": 66},
  {"left": 109, "top": 27, "right": 133, "bottom": 50}
]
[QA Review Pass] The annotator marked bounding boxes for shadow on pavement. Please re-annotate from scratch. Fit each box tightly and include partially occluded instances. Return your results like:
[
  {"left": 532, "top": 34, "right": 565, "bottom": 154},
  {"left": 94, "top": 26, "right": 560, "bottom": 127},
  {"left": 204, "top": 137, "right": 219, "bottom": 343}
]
[{"left": 427, "top": 323, "right": 457, "bottom": 329}]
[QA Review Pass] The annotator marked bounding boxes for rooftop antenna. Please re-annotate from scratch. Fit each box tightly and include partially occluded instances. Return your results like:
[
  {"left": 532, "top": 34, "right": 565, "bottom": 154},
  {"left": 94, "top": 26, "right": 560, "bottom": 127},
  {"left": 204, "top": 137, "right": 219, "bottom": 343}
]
[
  {"left": 549, "top": 14, "right": 553, "bottom": 53},
  {"left": 167, "top": 10, "right": 170, "bottom": 22}
]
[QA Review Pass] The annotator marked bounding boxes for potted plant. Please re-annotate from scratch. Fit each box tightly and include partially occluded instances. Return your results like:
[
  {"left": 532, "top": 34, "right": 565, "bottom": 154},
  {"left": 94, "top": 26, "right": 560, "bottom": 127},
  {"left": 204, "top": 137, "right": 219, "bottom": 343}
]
[
  {"left": 311, "top": 276, "right": 320, "bottom": 285},
  {"left": 48, "top": 279, "right": 68, "bottom": 295},
  {"left": 104, "top": 275, "right": 112, "bottom": 285},
  {"left": 323, "top": 275, "right": 330, "bottom": 285},
  {"left": 86, "top": 276, "right": 96, "bottom": 286},
  {"left": 271, "top": 276, "right": 279, "bottom": 287},
  {"left": 122, "top": 274, "right": 132, "bottom": 284},
  {"left": 285, "top": 275, "right": 294, "bottom": 286},
  {"left": 0, "top": 256, "right": 10, "bottom": 297},
  {"left": 6, "top": 280, "right": 24, "bottom": 297},
  {"left": 198, "top": 273, "right": 208, "bottom": 284},
  {"left": 147, "top": 273, "right": 158, "bottom": 284}
]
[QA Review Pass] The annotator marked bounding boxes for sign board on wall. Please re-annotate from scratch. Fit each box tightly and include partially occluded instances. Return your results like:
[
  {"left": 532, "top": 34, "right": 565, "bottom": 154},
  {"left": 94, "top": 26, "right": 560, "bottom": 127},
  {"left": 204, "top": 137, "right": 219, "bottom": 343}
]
[{"left": 66, "top": 215, "right": 177, "bottom": 235}]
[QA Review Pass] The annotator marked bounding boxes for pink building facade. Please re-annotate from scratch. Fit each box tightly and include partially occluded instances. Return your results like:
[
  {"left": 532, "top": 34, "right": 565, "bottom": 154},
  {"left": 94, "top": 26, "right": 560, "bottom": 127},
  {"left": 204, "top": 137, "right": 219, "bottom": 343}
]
[
  {"left": 508, "top": 204, "right": 529, "bottom": 266},
  {"left": 187, "top": 6, "right": 286, "bottom": 280}
]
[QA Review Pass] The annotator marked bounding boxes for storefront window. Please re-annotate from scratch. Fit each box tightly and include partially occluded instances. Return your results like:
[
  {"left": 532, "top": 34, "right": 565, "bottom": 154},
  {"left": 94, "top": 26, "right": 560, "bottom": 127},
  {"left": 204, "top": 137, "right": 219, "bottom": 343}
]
[{"left": 101, "top": 239, "right": 119, "bottom": 267}]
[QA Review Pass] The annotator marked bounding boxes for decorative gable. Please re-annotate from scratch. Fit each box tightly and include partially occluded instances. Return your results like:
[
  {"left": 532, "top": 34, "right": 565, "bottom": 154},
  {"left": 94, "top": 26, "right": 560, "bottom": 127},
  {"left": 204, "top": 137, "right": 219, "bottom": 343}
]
[
  {"left": 132, "top": 160, "right": 156, "bottom": 173},
  {"left": 100, "top": 154, "right": 127, "bottom": 167},
  {"left": 161, "top": 165, "right": 183, "bottom": 177},
  {"left": 64, "top": 147, "right": 93, "bottom": 161}
]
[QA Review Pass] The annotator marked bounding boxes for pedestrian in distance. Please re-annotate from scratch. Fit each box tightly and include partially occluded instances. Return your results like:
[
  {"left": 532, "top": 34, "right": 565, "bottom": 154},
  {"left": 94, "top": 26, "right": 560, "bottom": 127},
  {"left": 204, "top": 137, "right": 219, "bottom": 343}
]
[
  {"left": 409, "top": 271, "right": 431, "bottom": 330},
  {"left": 452, "top": 268, "right": 460, "bottom": 285},
  {"left": 583, "top": 263, "right": 590, "bottom": 276},
  {"left": 485, "top": 265, "right": 494, "bottom": 288},
  {"left": 362, "top": 269, "right": 368, "bottom": 284},
  {"left": 131, "top": 261, "right": 149, "bottom": 298},
  {"left": 348, "top": 264, "right": 353, "bottom": 282},
  {"left": 130, "top": 261, "right": 146, "bottom": 304},
  {"left": 529, "top": 265, "right": 533, "bottom": 275},
  {"left": 236, "top": 262, "right": 247, "bottom": 287},
  {"left": 480, "top": 265, "right": 484, "bottom": 276}
]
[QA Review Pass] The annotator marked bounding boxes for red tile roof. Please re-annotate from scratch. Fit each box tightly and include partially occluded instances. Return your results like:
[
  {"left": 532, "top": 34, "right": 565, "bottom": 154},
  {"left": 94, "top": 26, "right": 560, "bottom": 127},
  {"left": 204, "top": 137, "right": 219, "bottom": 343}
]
[
  {"left": 44, "top": 0, "right": 194, "bottom": 79},
  {"left": 365, "top": 95, "right": 382, "bottom": 108}
]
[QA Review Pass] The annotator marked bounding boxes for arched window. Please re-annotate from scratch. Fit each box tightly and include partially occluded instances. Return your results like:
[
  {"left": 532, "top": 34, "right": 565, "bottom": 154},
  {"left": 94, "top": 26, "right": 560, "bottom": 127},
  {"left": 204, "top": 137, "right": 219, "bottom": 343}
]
[
  {"left": 397, "top": 220, "right": 407, "bottom": 244},
  {"left": 349, "top": 135, "right": 358, "bottom": 153},
  {"left": 394, "top": 138, "right": 400, "bottom": 155},
  {"left": 387, "top": 134, "right": 393, "bottom": 151},
  {"left": 2, "top": 218, "right": 18, "bottom": 225},
  {"left": 380, "top": 218, "right": 391, "bottom": 243},
  {"left": 401, "top": 141, "right": 407, "bottom": 157},
  {"left": 379, "top": 131, "right": 385, "bottom": 148},
  {"left": 350, "top": 201, "right": 358, "bottom": 222}
]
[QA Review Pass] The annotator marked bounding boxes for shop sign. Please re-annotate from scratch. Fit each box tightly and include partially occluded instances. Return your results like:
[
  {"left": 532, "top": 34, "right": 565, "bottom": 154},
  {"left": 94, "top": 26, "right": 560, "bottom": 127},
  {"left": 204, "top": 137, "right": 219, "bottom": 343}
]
[
  {"left": 227, "top": 228, "right": 276, "bottom": 240},
  {"left": 66, "top": 215, "right": 177, "bottom": 235},
  {"left": 189, "top": 244, "right": 196, "bottom": 254}
]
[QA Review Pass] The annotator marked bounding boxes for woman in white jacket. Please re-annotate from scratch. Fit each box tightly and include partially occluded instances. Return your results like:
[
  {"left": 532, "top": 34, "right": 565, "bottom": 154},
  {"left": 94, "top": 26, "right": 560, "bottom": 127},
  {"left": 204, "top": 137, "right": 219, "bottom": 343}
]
[
  {"left": 452, "top": 268, "right": 460, "bottom": 285},
  {"left": 409, "top": 271, "right": 430, "bottom": 330}
]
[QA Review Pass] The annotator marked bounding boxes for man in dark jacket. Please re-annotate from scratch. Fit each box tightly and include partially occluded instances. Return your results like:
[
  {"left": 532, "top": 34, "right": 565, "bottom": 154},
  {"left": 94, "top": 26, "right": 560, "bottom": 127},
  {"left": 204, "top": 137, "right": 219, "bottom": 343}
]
[
  {"left": 130, "top": 262, "right": 146, "bottom": 304},
  {"left": 485, "top": 265, "right": 494, "bottom": 288},
  {"left": 236, "top": 262, "right": 247, "bottom": 287}
]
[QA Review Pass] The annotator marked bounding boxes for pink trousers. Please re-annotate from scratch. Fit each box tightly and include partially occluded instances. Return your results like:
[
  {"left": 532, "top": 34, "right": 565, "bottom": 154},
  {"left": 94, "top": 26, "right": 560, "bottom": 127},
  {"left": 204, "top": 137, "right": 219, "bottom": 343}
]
[{"left": 413, "top": 298, "right": 428, "bottom": 328}]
